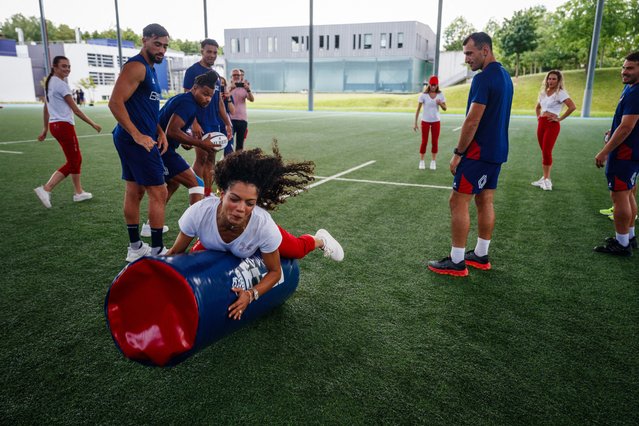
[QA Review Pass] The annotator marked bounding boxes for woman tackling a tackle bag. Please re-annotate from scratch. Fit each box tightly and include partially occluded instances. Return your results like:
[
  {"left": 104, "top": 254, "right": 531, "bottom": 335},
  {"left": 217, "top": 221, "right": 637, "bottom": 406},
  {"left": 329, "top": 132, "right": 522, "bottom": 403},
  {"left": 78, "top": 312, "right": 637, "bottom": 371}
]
[{"left": 167, "top": 144, "right": 344, "bottom": 321}]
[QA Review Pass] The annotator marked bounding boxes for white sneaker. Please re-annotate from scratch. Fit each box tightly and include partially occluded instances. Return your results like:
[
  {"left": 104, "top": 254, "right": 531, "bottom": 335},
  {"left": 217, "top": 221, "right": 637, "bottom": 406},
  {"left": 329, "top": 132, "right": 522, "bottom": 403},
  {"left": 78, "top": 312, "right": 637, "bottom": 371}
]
[
  {"left": 531, "top": 177, "right": 545, "bottom": 187},
  {"left": 141, "top": 222, "right": 169, "bottom": 237},
  {"left": 542, "top": 178, "right": 553, "bottom": 191},
  {"left": 73, "top": 191, "right": 93, "bottom": 202},
  {"left": 152, "top": 247, "right": 169, "bottom": 256},
  {"left": 418, "top": 160, "right": 426, "bottom": 170},
  {"left": 34, "top": 186, "right": 52, "bottom": 208},
  {"left": 315, "top": 229, "right": 344, "bottom": 262},
  {"left": 429, "top": 160, "right": 436, "bottom": 170},
  {"left": 126, "top": 242, "right": 151, "bottom": 262}
]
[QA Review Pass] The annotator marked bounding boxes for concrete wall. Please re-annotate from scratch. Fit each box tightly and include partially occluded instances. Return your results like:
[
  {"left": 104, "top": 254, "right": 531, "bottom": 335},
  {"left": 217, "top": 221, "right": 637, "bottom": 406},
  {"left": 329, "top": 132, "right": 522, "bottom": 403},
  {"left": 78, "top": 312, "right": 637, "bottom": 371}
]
[{"left": 0, "top": 56, "right": 36, "bottom": 102}]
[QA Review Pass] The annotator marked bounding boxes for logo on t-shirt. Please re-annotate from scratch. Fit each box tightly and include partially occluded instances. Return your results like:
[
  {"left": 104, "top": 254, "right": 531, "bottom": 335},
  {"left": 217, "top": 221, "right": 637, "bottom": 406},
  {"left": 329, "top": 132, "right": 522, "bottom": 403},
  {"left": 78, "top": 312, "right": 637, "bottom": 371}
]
[
  {"left": 478, "top": 175, "right": 488, "bottom": 189},
  {"left": 149, "top": 91, "right": 161, "bottom": 101}
]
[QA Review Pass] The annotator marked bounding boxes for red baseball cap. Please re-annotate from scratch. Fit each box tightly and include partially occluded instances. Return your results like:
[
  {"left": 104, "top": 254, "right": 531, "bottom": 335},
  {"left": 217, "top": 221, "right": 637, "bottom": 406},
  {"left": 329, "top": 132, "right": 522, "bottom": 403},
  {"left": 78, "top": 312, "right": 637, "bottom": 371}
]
[{"left": 429, "top": 75, "right": 439, "bottom": 85}]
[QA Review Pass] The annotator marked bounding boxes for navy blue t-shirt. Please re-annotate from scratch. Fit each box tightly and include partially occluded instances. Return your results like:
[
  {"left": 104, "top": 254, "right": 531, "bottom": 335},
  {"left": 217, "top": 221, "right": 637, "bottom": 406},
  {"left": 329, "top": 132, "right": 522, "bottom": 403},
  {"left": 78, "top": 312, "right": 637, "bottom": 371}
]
[
  {"left": 609, "top": 84, "right": 639, "bottom": 161},
  {"left": 183, "top": 62, "right": 221, "bottom": 133},
  {"left": 158, "top": 92, "right": 200, "bottom": 150},
  {"left": 465, "top": 61, "right": 513, "bottom": 164},
  {"left": 113, "top": 54, "right": 161, "bottom": 143}
]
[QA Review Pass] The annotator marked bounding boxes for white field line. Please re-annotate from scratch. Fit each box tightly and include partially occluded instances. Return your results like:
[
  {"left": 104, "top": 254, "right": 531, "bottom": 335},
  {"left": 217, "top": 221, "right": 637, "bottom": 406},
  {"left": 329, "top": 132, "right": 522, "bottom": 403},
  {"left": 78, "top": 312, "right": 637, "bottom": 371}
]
[
  {"left": 0, "top": 149, "right": 23, "bottom": 154},
  {"left": 452, "top": 126, "right": 462, "bottom": 132},
  {"left": 284, "top": 160, "right": 376, "bottom": 200},
  {"left": 251, "top": 112, "right": 358, "bottom": 124},
  {"left": 0, "top": 133, "right": 112, "bottom": 145},
  {"left": 314, "top": 175, "right": 450, "bottom": 190}
]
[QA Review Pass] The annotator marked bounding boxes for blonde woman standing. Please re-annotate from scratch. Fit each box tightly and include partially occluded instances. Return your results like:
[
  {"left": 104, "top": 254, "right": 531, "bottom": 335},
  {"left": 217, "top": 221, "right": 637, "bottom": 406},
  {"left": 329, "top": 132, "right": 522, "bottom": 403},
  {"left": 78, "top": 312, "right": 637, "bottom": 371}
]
[
  {"left": 532, "top": 70, "right": 576, "bottom": 191},
  {"left": 414, "top": 75, "right": 447, "bottom": 170},
  {"left": 34, "top": 56, "right": 102, "bottom": 208}
]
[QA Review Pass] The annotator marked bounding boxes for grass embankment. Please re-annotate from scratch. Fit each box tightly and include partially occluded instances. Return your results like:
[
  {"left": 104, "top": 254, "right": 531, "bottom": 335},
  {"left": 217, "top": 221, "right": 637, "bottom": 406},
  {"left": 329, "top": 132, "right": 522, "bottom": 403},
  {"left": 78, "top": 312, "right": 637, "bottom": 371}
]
[{"left": 252, "top": 68, "right": 622, "bottom": 117}]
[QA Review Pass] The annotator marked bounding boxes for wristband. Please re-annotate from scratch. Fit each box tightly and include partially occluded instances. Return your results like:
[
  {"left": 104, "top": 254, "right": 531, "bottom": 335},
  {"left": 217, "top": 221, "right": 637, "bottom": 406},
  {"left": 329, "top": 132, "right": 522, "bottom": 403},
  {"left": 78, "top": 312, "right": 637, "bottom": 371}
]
[
  {"left": 251, "top": 287, "right": 259, "bottom": 302},
  {"left": 453, "top": 147, "right": 466, "bottom": 157}
]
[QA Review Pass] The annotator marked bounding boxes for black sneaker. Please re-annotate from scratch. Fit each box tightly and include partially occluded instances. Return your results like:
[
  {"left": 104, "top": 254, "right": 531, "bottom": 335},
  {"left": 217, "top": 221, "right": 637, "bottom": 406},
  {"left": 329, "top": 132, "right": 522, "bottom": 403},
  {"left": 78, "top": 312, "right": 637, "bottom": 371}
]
[
  {"left": 594, "top": 237, "right": 632, "bottom": 257},
  {"left": 631, "top": 236, "right": 637, "bottom": 249},
  {"left": 427, "top": 256, "right": 468, "bottom": 277},
  {"left": 464, "top": 250, "right": 491, "bottom": 270}
]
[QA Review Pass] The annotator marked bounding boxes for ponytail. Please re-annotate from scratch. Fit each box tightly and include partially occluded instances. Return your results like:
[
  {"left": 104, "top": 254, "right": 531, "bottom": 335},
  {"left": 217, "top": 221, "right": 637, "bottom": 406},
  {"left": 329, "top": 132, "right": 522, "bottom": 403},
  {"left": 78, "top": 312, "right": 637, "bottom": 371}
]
[{"left": 45, "top": 56, "right": 69, "bottom": 103}]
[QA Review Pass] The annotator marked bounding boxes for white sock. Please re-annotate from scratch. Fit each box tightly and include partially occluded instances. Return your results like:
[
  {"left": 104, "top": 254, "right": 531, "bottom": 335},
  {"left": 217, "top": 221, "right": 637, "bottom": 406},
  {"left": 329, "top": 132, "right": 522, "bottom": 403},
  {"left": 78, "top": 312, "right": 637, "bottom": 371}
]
[
  {"left": 451, "top": 246, "right": 465, "bottom": 264},
  {"left": 629, "top": 227, "right": 635, "bottom": 239},
  {"left": 130, "top": 241, "right": 142, "bottom": 250},
  {"left": 616, "top": 232, "right": 629, "bottom": 247},
  {"left": 474, "top": 238, "right": 491, "bottom": 257}
]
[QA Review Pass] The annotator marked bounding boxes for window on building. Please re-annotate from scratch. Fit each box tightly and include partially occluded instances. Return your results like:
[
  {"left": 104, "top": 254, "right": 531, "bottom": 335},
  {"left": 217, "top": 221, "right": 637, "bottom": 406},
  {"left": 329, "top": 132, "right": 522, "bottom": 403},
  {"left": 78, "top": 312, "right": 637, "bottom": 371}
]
[
  {"left": 334, "top": 34, "right": 340, "bottom": 50},
  {"left": 398, "top": 32, "right": 404, "bottom": 48},
  {"left": 358, "top": 34, "right": 362, "bottom": 49},
  {"left": 380, "top": 33, "right": 387, "bottom": 49},
  {"left": 231, "top": 38, "right": 240, "bottom": 53},
  {"left": 244, "top": 38, "right": 250, "bottom": 53},
  {"left": 88, "top": 71, "right": 116, "bottom": 85},
  {"left": 388, "top": 33, "right": 392, "bottom": 49},
  {"left": 268, "top": 36, "right": 273, "bottom": 53},
  {"left": 274, "top": 37, "right": 278, "bottom": 52},
  {"left": 363, "top": 33, "right": 372, "bottom": 49},
  {"left": 353, "top": 34, "right": 356, "bottom": 50},
  {"left": 292, "top": 36, "right": 300, "bottom": 52},
  {"left": 326, "top": 35, "right": 330, "bottom": 50},
  {"left": 116, "top": 56, "right": 130, "bottom": 67},
  {"left": 87, "top": 53, "right": 114, "bottom": 67},
  {"left": 319, "top": 35, "right": 324, "bottom": 50},
  {"left": 305, "top": 35, "right": 309, "bottom": 50}
]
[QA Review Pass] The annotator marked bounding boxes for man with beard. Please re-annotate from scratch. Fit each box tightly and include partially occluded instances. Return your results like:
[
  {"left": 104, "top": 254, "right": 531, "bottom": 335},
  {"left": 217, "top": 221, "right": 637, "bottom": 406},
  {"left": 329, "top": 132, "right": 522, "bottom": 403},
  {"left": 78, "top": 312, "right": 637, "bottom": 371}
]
[
  {"left": 594, "top": 51, "right": 639, "bottom": 256},
  {"left": 109, "top": 23, "right": 170, "bottom": 262},
  {"left": 183, "top": 39, "right": 232, "bottom": 196}
]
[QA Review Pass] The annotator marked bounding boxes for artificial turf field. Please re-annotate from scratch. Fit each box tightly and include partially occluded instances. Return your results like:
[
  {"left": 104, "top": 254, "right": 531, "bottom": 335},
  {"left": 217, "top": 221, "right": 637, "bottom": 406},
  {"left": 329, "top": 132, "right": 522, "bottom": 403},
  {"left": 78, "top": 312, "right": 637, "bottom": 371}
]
[{"left": 1, "top": 106, "right": 637, "bottom": 424}]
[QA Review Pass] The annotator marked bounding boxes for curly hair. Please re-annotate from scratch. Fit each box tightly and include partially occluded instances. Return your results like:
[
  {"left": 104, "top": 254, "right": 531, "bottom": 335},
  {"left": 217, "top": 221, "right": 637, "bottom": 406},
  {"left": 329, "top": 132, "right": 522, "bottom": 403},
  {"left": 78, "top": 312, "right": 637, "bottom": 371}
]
[{"left": 214, "top": 141, "right": 315, "bottom": 210}]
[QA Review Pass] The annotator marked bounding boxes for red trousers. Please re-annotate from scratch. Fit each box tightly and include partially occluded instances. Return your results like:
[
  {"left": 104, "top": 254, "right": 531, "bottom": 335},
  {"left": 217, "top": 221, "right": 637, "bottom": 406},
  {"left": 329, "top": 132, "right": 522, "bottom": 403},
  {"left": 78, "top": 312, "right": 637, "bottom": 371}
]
[
  {"left": 536, "top": 118, "right": 561, "bottom": 166},
  {"left": 50, "top": 121, "right": 82, "bottom": 176},
  {"left": 420, "top": 121, "right": 440, "bottom": 154},
  {"left": 191, "top": 225, "right": 316, "bottom": 259}
]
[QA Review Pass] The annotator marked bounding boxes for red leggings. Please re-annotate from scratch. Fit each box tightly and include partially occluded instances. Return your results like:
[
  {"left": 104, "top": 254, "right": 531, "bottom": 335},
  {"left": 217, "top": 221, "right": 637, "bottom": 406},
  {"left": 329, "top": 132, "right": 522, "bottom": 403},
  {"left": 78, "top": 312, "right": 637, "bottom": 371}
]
[
  {"left": 420, "top": 121, "right": 440, "bottom": 154},
  {"left": 50, "top": 121, "right": 82, "bottom": 176},
  {"left": 536, "top": 118, "right": 561, "bottom": 166},
  {"left": 191, "top": 225, "right": 316, "bottom": 259}
]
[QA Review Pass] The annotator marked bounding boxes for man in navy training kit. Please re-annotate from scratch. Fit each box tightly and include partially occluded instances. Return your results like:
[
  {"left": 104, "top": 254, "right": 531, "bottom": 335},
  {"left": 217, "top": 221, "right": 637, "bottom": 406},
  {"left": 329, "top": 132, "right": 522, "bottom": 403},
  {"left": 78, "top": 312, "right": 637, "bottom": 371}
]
[
  {"left": 182, "top": 39, "right": 232, "bottom": 196},
  {"left": 428, "top": 32, "right": 514, "bottom": 277},
  {"left": 594, "top": 51, "right": 639, "bottom": 256},
  {"left": 159, "top": 71, "right": 221, "bottom": 207},
  {"left": 109, "top": 23, "right": 170, "bottom": 262}
]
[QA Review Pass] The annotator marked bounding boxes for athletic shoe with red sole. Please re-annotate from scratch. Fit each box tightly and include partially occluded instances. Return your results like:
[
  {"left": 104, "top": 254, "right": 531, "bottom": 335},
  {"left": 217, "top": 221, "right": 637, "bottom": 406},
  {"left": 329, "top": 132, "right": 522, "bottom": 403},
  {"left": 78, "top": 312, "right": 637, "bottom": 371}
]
[
  {"left": 464, "top": 250, "right": 491, "bottom": 270},
  {"left": 427, "top": 256, "right": 468, "bottom": 277}
]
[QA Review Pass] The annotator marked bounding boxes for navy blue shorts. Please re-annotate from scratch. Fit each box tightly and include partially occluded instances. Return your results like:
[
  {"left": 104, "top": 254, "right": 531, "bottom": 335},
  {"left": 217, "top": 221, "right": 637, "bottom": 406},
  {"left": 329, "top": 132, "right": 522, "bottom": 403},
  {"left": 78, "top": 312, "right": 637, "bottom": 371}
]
[
  {"left": 453, "top": 157, "right": 502, "bottom": 194},
  {"left": 605, "top": 158, "right": 639, "bottom": 191},
  {"left": 113, "top": 137, "right": 165, "bottom": 186},
  {"left": 162, "top": 148, "right": 190, "bottom": 181}
]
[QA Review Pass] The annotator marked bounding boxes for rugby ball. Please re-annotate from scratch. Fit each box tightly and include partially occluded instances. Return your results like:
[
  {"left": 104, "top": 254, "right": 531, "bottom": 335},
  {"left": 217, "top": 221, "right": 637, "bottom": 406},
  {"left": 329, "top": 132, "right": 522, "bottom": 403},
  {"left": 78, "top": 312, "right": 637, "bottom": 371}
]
[{"left": 202, "top": 132, "right": 228, "bottom": 151}]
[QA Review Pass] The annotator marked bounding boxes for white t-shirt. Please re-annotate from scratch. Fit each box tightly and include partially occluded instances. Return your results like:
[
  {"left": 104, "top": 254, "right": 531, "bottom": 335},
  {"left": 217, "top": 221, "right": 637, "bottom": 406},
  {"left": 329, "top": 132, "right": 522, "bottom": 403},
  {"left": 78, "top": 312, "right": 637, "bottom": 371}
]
[
  {"left": 46, "top": 76, "right": 74, "bottom": 125},
  {"left": 178, "top": 196, "right": 282, "bottom": 258},
  {"left": 418, "top": 92, "right": 446, "bottom": 123},
  {"left": 538, "top": 89, "right": 570, "bottom": 115}
]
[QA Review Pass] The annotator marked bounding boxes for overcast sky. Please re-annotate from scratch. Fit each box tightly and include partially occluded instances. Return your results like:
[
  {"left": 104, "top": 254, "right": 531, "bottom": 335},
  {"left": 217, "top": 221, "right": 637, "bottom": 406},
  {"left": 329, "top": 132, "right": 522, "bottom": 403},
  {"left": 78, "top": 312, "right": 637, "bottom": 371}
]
[{"left": 3, "top": 0, "right": 568, "bottom": 43}]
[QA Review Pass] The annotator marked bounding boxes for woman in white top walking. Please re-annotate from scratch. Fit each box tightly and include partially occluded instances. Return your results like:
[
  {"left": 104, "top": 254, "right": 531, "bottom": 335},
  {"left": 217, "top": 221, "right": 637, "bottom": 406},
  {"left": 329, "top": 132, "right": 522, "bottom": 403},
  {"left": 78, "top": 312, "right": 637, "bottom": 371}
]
[
  {"left": 34, "top": 56, "right": 102, "bottom": 208},
  {"left": 532, "top": 70, "right": 576, "bottom": 191},
  {"left": 414, "top": 75, "right": 447, "bottom": 170}
]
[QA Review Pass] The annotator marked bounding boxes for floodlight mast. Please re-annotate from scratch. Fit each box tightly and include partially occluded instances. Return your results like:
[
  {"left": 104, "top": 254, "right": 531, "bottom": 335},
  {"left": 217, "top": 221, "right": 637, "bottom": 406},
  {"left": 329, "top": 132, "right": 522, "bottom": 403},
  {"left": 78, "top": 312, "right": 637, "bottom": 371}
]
[
  {"left": 204, "top": 0, "right": 209, "bottom": 38},
  {"left": 115, "top": 0, "right": 124, "bottom": 70},
  {"left": 38, "top": 0, "right": 51, "bottom": 76},
  {"left": 433, "top": 0, "right": 443, "bottom": 77},
  {"left": 582, "top": 0, "right": 605, "bottom": 118},
  {"left": 308, "top": 0, "right": 314, "bottom": 112}
]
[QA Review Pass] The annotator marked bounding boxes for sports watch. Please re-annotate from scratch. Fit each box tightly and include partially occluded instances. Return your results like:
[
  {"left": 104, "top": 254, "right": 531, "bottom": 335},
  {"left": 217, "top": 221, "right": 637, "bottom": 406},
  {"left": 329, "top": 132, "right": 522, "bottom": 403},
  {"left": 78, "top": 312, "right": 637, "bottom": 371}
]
[{"left": 453, "top": 147, "right": 466, "bottom": 157}]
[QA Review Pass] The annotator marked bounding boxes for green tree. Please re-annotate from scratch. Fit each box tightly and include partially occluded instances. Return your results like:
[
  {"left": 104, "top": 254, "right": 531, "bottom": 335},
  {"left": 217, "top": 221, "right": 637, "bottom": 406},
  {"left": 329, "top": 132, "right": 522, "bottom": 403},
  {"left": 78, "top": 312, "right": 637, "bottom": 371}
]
[
  {"left": 443, "top": 16, "right": 476, "bottom": 51},
  {"left": 496, "top": 7, "right": 544, "bottom": 78},
  {"left": 77, "top": 77, "right": 96, "bottom": 105},
  {"left": 1, "top": 13, "right": 46, "bottom": 41}
]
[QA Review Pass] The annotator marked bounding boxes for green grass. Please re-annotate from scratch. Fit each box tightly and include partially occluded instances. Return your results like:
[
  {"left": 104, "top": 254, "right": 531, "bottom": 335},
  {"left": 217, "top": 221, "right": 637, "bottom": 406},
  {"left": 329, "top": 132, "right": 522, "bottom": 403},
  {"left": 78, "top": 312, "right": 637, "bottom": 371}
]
[
  {"left": 1, "top": 106, "right": 637, "bottom": 424},
  {"left": 253, "top": 68, "right": 622, "bottom": 117}
]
